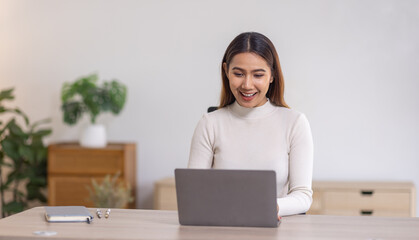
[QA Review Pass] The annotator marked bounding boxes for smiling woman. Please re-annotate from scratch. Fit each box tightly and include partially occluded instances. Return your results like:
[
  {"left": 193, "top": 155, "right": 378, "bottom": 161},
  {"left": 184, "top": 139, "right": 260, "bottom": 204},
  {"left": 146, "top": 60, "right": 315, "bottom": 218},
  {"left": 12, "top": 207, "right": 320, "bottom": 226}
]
[{"left": 188, "top": 32, "right": 314, "bottom": 217}]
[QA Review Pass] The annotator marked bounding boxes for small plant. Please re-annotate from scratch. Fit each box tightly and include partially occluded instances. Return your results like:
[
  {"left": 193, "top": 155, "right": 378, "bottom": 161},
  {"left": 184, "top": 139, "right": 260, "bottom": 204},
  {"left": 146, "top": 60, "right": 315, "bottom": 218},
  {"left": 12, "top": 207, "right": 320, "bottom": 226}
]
[
  {"left": 86, "top": 172, "right": 133, "bottom": 208},
  {"left": 61, "top": 73, "right": 127, "bottom": 125},
  {"left": 0, "top": 88, "right": 51, "bottom": 217}
]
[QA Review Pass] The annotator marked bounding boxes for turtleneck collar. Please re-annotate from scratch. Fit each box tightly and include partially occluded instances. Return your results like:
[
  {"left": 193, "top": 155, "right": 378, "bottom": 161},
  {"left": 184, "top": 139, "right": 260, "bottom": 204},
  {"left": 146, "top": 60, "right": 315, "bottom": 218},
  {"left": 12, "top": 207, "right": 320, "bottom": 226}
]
[{"left": 229, "top": 99, "right": 277, "bottom": 119}]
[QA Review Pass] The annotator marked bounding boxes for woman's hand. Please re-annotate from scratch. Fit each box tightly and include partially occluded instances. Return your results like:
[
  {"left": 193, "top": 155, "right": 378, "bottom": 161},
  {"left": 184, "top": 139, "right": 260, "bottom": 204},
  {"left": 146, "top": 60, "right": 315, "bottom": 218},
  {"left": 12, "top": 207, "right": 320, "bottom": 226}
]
[{"left": 277, "top": 204, "right": 281, "bottom": 220}]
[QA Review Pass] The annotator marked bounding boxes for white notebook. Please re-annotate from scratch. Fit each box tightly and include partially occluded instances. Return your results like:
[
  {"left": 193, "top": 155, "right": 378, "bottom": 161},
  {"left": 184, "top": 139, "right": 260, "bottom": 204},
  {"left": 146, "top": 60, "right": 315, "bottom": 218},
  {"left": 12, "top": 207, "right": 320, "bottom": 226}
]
[{"left": 45, "top": 206, "right": 93, "bottom": 223}]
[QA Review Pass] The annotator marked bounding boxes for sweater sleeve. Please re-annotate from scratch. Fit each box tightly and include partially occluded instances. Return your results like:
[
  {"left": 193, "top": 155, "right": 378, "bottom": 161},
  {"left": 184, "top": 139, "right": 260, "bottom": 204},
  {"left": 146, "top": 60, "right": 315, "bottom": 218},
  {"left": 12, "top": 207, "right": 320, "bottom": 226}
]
[
  {"left": 277, "top": 113, "right": 313, "bottom": 216},
  {"left": 188, "top": 114, "right": 214, "bottom": 169}
]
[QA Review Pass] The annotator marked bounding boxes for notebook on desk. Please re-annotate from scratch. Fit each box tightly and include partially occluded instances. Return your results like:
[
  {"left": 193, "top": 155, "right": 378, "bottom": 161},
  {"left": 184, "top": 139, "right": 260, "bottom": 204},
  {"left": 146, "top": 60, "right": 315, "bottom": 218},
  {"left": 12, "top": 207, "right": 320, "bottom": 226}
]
[
  {"left": 175, "top": 168, "right": 279, "bottom": 228},
  {"left": 45, "top": 206, "right": 93, "bottom": 223}
]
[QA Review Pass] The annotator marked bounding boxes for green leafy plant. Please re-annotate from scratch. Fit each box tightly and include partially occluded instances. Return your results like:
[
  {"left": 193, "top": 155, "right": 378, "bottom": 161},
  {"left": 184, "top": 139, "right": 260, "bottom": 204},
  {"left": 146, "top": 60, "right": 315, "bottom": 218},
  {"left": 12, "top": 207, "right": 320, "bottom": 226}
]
[
  {"left": 61, "top": 73, "right": 127, "bottom": 125},
  {"left": 0, "top": 88, "right": 52, "bottom": 218},
  {"left": 86, "top": 172, "right": 133, "bottom": 208}
]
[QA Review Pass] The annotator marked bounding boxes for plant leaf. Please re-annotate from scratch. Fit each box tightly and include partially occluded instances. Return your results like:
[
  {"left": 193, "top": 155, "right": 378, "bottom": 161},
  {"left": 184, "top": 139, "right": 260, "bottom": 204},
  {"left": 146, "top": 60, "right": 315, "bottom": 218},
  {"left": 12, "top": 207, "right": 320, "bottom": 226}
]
[
  {"left": 61, "top": 82, "right": 74, "bottom": 102},
  {"left": 6, "top": 168, "right": 27, "bottom": 184},
  {"left": 2, "top": 201, "right": 25, "bottom": 215},
  {"left": 0, "top": 180, "right": 11, "bottom": 190},
  {"left": 18, "top": 145, "right": 35, "bottom": 164},
  {"left": 26, "top": 183, "right": 47, "bottom": 202},
  {"left": 32, "top": 129, "right": 52, "bottom": 138},
  {"left": 34, "top": 148, "right": 47, "bottom": 162},
  {"left": 0, "top": 88, "right": 14, "bottom": 102},
  {"left": 1, "top": 138, "right": 20, "bottom": 160},
  {"left": 12, "top": 108, "right": 29, "bottom": 126},
  {"left": 61, "top": 101, "right": 84, "bottom": 125},
  {"left": 6, "top": 119, "right": 28, "bottom": 138},
  {"left": 30, "top": 118, "right": 51, "bottom": 132},
  {"left": 83, "top": 88, "right": 103, "bottom": 124},
  {"left": 107, "top": 80, "right": 127, "bottom": 114}
]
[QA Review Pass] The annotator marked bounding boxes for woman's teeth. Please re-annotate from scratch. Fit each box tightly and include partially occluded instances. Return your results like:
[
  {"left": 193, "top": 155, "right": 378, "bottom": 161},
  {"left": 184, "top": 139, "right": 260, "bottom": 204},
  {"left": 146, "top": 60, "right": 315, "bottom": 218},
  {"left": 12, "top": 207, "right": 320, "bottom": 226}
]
[{"left": 242, "top": 92, "right": 256, "bottom": 97}]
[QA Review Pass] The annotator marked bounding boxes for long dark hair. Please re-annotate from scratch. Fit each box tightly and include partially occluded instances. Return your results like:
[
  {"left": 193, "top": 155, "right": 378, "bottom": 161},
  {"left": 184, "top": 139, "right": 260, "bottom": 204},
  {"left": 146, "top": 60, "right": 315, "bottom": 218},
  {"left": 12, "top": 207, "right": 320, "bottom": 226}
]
[{"left": 219, "top": 32, "right": 289, "bottom": 108}]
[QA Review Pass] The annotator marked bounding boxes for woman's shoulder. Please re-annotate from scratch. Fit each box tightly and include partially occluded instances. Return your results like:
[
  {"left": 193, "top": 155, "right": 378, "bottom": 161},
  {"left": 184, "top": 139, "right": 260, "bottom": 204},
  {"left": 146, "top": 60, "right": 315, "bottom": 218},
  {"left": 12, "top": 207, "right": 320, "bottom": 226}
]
[
  {"left": 201, "top": 106, "right": 230, "bottom": 121},
  {"left": 273, "top": 106, "right": 309, "bottom": 126},
  {"left": 274, "top": 105, "right": 304, "bottom": 117},
  {"left": 195, "top": 106, "right": 229, "bottom": 124}
]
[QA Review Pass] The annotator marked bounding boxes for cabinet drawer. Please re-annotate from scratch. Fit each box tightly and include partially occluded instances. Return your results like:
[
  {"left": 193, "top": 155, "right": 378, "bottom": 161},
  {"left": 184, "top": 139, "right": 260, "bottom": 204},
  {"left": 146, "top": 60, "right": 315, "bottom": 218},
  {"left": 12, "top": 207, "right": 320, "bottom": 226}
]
[
  {"left": 323, "top": 191, "right": 411, "bottom": 211},
  {"left": 49, "top": 176, "right": 100, "bottom": 207},
  {"left": 323, "top": 209, "right": 411, "bottom": 217},
  {"left": 49, "top": 151, "right": 123, "bottom": 174}
]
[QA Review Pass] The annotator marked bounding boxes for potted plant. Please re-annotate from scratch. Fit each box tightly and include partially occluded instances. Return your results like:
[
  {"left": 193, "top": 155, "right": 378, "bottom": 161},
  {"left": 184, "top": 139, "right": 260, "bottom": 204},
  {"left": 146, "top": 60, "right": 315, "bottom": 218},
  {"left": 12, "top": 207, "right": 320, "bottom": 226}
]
[
  {"left": 61, "top": 73, "right": 127, "bottom": 148},
  {"left": 0, "top": 88, "right": 51, "bottom": 217},
  {"left": 86, "top": 172, "right": 133, "bottom": 208}
]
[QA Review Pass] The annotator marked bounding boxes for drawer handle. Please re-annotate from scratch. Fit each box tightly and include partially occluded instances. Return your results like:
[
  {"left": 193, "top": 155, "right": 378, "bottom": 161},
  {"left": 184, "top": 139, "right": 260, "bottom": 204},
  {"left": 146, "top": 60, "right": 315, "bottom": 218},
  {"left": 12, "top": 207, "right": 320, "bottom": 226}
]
[
  {"left": 361, "top": 190, "right": 374, "bottom": 196},
  {"left": 360, "top": 210, "right": 373, "bottom": 215}
]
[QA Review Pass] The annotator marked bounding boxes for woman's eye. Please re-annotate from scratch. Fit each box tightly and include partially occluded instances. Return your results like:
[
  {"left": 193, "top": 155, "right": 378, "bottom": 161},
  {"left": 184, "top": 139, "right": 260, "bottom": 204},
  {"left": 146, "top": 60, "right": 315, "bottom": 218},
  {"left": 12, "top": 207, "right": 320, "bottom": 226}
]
[
  {"left": 254, "top": 74, "right": 264, "bottom": 78},
  {"left": 234, "top": 73, "right": 243, "bottom": 77}
]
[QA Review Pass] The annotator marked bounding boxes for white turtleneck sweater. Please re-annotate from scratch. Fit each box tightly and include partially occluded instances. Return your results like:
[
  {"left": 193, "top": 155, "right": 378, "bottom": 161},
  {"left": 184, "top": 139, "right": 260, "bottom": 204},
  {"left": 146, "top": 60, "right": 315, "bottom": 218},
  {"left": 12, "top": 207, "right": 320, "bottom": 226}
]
[{"left": 188, "top": 100, "right": 313, "bottom": 216}]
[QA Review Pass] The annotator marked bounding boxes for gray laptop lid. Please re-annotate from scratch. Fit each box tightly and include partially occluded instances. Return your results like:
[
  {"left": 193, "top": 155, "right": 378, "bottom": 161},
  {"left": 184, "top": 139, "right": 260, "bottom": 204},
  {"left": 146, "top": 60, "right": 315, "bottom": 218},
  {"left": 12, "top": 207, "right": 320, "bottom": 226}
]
[{"left": 175, "top": 168, "right": 278, "bottom": 228}]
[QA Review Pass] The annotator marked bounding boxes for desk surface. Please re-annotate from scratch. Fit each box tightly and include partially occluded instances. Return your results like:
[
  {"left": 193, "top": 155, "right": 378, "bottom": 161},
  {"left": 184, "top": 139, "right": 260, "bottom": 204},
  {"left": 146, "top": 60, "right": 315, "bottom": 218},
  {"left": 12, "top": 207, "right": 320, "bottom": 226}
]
[{"left": 0, "top": 207, "right": 419, "bottom": 240}]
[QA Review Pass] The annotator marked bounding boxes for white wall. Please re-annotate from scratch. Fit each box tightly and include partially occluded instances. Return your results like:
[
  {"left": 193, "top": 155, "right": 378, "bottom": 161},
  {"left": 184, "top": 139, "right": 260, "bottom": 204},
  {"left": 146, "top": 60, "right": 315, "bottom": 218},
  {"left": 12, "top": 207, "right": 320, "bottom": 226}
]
[{"left": 1, "top": 0, "right": 419, "bottom": 216}]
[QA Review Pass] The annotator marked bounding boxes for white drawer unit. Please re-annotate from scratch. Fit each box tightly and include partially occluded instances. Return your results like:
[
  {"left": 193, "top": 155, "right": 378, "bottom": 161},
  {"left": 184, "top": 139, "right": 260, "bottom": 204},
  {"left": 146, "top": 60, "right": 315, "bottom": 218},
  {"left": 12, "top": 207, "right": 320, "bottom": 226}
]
[
  {"left": 154, "top": 177, "right": 178, "bottom": 210},
  {"left": 153, "top": 178, "right": 416, "bottom": 217},
  {"left": 307, "top": 181, "right": 416, "bottom": 217}
]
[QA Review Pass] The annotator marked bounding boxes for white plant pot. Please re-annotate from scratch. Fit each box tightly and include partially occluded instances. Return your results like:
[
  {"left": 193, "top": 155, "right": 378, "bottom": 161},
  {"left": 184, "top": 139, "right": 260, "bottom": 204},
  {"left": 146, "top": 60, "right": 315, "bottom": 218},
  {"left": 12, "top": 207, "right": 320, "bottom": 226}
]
[{"left": 80, "top": 124, "right": 107, "bottom": 148}]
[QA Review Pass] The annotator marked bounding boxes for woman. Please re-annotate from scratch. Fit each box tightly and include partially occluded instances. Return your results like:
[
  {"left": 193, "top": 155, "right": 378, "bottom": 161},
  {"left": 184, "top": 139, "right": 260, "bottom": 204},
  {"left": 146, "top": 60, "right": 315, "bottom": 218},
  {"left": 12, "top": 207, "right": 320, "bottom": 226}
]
[{"left": 188, "top": 32, "right": 313, "bottom": 217}]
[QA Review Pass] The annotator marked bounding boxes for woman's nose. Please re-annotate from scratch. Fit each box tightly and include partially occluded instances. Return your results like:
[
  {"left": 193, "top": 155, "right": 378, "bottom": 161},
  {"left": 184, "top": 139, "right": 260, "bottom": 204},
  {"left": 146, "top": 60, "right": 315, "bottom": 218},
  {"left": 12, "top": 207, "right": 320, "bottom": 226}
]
[{"left": 241, "top": 75, "right": 253, "bottom": 89}]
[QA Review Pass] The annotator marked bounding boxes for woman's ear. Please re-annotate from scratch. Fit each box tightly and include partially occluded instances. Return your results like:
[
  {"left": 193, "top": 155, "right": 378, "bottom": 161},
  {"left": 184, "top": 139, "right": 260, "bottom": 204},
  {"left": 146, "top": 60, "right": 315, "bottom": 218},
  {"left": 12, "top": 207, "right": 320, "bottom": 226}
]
[
  {"left": 223, "top": 62, "right": 228, "bottom": 75},
  {"left": 270, "top": 76, "right": 274, "bottom": 83}
]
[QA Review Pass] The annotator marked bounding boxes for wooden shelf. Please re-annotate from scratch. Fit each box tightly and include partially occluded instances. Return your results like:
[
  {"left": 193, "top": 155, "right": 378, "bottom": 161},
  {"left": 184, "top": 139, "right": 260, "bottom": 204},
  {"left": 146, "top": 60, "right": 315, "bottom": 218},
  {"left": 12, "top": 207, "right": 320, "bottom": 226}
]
[{"left": 48, "top": 142, "right": 136, "bottom": 208}]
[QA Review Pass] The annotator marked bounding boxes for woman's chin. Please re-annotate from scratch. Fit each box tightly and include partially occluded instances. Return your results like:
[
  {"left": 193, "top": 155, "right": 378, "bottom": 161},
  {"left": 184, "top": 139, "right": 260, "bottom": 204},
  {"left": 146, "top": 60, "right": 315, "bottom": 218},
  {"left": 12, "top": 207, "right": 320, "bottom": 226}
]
[{"left": 237, "top": 95, "right": 267, "bottom": 108}]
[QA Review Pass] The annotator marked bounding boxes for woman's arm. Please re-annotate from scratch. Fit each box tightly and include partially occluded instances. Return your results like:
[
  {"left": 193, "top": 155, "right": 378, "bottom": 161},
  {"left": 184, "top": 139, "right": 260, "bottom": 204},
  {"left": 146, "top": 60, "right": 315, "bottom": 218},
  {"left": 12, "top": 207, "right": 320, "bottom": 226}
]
[
  {"left": 277, "top": 114, "right": 314, "bottom": 216},
  {"left": 188, "top": 114, "right": 214, "bottom": 169}
]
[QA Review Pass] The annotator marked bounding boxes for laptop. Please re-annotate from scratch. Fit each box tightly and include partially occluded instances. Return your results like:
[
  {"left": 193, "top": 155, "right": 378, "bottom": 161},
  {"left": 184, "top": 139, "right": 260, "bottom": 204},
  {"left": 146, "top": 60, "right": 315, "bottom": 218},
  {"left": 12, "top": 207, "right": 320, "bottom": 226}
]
[{"left": 175, "top": 168, "right": 279, "bottom": 228}]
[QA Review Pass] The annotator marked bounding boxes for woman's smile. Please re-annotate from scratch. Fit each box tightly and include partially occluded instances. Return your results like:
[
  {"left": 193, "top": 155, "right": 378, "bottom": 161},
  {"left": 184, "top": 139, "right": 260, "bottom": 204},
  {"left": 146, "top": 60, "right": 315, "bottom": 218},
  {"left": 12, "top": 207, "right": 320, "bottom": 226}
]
[{"left": 240, "top": 91, "right": 258, "bottom": 101}]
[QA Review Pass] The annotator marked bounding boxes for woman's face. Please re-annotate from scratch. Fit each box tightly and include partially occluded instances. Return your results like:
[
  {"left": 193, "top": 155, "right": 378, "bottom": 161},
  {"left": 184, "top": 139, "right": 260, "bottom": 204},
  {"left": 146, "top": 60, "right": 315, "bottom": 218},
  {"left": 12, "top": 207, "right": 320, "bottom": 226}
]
[{"left": 224, "top": 52, "right": 272, "bottom": 108}]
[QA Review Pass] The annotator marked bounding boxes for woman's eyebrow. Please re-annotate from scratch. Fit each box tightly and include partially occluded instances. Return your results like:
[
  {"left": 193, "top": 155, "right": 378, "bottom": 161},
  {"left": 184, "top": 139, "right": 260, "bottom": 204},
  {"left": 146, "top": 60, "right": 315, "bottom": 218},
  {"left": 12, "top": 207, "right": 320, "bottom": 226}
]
[{"left": 231, "top": 67, "right": 266, "bottom": 72}]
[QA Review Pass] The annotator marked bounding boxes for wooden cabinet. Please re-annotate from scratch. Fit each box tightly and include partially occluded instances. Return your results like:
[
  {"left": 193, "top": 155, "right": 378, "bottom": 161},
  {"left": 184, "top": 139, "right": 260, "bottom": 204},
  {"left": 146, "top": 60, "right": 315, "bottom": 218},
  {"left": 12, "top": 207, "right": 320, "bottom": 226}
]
[
  {"left": 154, "top": 177, "right": 178, "bottom": 210},
  {"left": 48, "top": 143, "right": 136, "bottom": 208},
  {"left": 153, "top": 178, "right": 416, "bottom": 217},
  {"left": 307, "top": 181, "right": 416, "bottom": 217}
]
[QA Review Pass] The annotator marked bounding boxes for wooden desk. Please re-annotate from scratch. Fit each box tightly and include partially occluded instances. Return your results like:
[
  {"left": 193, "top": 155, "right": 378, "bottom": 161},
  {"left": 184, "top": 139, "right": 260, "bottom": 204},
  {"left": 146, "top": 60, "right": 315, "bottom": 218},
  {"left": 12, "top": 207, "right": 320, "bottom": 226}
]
[{"left": 0, "top": 207, "right": 419, "bottom": 239}]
